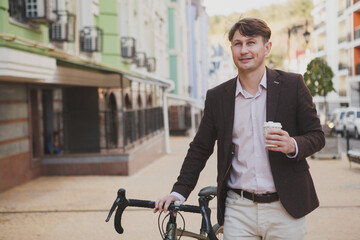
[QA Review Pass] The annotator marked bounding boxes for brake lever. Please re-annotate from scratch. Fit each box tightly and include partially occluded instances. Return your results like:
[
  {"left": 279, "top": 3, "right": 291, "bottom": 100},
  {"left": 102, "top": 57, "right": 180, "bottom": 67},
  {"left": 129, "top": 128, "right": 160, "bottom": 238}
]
[
  {"left": 106, "top": 189, "right": 125, "bottom": 222},
  {"left": 105, "top": 188, "right": 129, "bottom": 234}
]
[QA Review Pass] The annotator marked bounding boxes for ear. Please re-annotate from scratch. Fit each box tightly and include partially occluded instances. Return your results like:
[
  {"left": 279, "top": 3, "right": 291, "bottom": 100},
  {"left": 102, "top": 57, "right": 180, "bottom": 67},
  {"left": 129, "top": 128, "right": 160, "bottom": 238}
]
[{"left": 264, "top": 41, "right": 272, "bottom": 56}]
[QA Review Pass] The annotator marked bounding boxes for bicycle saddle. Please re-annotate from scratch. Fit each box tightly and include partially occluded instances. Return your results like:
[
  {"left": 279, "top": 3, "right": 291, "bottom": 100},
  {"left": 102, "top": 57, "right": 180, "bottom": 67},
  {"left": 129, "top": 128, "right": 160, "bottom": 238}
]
[{"left": 198, "top": 186, "right": 217, "bottom": 197}]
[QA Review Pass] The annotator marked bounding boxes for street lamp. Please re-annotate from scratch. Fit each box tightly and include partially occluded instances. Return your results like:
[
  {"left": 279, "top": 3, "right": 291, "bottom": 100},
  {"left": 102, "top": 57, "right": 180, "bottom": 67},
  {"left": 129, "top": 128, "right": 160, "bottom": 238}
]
[
  {"left": 287, "top": 20, "right": 311, "bottom": 67},
  {"left": 303, "top": 20, "right": 310, "bottom": 44}
]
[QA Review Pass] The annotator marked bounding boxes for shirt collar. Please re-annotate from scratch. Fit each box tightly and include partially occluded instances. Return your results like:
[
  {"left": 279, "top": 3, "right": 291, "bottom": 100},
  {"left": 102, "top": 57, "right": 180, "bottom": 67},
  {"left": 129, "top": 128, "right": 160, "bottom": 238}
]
[{"left": 235, "top": 70, "right": 267, "bottom": 97}]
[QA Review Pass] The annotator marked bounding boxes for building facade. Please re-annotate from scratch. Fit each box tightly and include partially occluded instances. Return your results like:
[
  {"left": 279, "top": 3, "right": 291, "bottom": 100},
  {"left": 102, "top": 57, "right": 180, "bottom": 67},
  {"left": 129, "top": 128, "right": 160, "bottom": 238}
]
[
  {"left": 0, "top": 0, "right": 209, "bottom": 192},
  {"left": 310, "top": 0, "right": 360, "bottom": 115}
]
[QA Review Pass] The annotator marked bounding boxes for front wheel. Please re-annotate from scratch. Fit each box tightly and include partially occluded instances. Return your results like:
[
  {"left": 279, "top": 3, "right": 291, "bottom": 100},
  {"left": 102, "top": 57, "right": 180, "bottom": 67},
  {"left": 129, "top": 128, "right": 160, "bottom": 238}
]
[{"left": 207, "top": 223, "right": 223, "bottom": 240}]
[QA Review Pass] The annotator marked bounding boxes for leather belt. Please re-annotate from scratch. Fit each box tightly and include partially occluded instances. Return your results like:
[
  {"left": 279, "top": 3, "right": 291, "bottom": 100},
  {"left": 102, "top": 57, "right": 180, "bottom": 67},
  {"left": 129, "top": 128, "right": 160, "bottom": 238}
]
[{"left": 231, "top": 188, "right": 279, "bottom": 203}]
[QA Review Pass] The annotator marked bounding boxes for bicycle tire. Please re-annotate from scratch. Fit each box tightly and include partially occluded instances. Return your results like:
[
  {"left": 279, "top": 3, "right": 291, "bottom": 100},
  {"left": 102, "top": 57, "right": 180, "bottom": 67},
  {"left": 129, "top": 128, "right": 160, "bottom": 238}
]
[{"left": 206, "top": 223, "right": 223, "bottom": 240}]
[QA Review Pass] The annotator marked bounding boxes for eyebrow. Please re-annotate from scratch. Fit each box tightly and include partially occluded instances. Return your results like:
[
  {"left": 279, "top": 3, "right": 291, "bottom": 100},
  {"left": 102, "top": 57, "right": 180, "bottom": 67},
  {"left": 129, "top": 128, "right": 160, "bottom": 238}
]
[{"left": 232, "top": 37, "right": 257, "bottom": 42}]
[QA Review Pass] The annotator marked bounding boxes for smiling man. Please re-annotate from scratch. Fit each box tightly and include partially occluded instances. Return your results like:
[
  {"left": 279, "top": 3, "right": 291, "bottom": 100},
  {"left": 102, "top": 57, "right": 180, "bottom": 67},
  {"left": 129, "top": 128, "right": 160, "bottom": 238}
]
[{"left": 155, "top": 18, "right": 325, "bottom": 239}]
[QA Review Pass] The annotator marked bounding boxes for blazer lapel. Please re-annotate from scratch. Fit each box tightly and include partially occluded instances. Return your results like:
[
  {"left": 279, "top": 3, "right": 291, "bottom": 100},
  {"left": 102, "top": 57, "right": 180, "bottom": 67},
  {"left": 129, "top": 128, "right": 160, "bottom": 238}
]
[{"left": 266, "top": 67, "right": 281, "bottom": 121}]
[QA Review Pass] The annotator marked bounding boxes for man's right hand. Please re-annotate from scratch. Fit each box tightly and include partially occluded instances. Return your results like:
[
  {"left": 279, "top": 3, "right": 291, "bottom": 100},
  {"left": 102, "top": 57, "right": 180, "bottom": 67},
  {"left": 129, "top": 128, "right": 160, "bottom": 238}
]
[{"left": 153, "top": 194, "right": 180, "bottom": 213}]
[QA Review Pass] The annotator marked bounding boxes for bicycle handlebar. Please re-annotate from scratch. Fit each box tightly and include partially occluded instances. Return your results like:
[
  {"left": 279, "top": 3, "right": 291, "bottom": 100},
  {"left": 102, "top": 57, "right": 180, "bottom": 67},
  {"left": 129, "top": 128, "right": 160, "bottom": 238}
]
[{"left": 105, "top": 188, "right": 218, "bottom": 240}]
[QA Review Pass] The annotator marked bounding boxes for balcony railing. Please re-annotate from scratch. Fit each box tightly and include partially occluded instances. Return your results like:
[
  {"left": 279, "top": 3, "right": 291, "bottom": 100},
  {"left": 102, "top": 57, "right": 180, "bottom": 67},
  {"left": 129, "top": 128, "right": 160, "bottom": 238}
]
[
  {"left": 339, "top": 62, "right": 348, "bottom": 70},
  {"left": 354, "top": 27, "right": 360, "bottom": 40},
  {"left": 100, "top": 106, "right": 164, "bottom": 150},
  {"left": 356, "top": 63, "right": 360, "bottom": 75},
  {"left": 338, "top": 8, "right": 345, "bottom": 16},
  {"left": 339, "top": 90, "right": 347, "bottom": 97},
  {"left": 338, "top": 36, "right": 347, "bottom": 43},
  {"left": 123, "top": 107, "right": 164, "bottom": 147},
  {"left": 347, "top": 0, "right": 352, "bottom": 8},
  {"left": 314, "top": 22, "right": 326, "bottom": 31}
]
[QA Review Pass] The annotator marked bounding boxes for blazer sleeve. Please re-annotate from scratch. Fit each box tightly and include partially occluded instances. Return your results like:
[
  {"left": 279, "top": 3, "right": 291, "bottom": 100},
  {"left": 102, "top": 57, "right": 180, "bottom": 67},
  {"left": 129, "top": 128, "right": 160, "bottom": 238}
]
[
  {"left": 171, "top": 90, "right": 218, "bottom": 199},
  {"left": 292, "top": 75, "right": 325, "bottom": 160}
]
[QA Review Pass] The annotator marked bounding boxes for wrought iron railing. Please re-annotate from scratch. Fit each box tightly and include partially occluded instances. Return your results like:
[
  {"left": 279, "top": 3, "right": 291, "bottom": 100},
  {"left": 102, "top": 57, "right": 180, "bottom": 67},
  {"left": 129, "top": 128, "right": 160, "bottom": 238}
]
[
  {"left": 123, "top": 107, "right": 164, "bottom": 147},
  {"left": 100, "top": 107, "right": 163, "bottom": 150}
]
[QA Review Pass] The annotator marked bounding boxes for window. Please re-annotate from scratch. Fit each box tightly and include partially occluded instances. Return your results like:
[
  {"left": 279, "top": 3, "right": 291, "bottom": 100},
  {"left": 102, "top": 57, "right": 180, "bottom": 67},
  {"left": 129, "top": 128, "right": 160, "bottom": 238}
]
[{"left": 9, "top": 0, "right": 27, "bottom": 23}]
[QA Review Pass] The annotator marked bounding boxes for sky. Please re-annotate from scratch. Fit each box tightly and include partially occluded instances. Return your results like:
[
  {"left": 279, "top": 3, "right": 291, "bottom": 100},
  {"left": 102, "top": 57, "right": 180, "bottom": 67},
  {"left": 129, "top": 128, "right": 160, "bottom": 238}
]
[{"left": 203, "top": 0, "right": 288, "bottom": 16}]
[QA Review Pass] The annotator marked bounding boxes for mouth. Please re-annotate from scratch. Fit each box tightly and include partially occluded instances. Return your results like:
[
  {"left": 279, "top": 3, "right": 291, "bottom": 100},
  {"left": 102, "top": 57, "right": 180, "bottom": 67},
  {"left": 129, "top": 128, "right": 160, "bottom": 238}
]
[{"left": 239, "top": 57, "right": 252, "bottom": 62}]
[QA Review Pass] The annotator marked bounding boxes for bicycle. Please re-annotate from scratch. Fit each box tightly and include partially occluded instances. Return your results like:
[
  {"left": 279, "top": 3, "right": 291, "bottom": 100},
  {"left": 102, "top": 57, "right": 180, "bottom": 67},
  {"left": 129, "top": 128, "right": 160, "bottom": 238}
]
[{"left": 106, "top": 186, "right": 223, "bottom": 240}]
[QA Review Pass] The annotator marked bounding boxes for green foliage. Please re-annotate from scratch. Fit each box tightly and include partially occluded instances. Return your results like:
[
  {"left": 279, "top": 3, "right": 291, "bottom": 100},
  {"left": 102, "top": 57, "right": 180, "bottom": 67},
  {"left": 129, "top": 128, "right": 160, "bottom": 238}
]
[{"left": 303, "top": 57, "right": 335, "bottom": 97}]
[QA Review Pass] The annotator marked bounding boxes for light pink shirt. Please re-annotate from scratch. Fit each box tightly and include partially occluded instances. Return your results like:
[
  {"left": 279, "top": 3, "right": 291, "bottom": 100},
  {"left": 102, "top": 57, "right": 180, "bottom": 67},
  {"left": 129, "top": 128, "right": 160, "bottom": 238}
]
[{"left": 227, "top": 72, "right": 276, "bottom": 193}]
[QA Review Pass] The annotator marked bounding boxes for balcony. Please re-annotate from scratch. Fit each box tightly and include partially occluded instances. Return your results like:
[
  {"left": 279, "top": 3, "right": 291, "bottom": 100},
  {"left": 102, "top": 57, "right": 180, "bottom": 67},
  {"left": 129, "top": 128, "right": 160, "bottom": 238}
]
[
  {"left": 338, "top": 36, "right": 347, "bottom": 43},
  {"left": 339, "top": 89, "right": 347, "bottom": 97},
  {"left": 338, "top": 8, "right": 345, "bottom": 16},
  {"left": 339, "top": 62, "right": 348, "bottom": 70},
  {"left": 356, "top": 63, "right": 360, "bottom": 75},
  {"left": 355, "top": 27, "right": 360, "bottom": 41},
  {"left": 314, "top": 22, "right": 326, "bottom": 31}
]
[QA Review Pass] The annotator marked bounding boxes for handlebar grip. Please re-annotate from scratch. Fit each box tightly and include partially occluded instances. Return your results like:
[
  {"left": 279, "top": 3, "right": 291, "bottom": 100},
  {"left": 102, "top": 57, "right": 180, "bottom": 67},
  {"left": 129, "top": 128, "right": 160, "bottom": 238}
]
[
  {"left": 114, "top": 201, "right": 128, "bottom": 234},
  {"left": 129, "top": 199, "right": 155, "bottom": 208}
]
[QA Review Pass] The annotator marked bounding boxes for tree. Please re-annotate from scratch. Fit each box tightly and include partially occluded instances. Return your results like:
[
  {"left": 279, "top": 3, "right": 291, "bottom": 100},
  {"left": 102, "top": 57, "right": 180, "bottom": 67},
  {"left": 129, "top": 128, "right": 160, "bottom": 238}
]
[{"left": 303, "top": 57, "right": 335, "bottom": 122}]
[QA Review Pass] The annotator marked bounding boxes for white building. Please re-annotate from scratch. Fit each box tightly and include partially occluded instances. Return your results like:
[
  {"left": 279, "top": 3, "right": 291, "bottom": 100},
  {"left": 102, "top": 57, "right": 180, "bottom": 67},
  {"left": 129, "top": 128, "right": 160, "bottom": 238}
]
[{"left": 311, "top": 0, "right": 357, "bottom": 116}]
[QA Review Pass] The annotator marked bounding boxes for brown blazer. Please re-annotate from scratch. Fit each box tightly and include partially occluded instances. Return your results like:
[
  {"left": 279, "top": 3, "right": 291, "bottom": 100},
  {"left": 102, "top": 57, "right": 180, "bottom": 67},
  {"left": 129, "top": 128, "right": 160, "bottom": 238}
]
[{"left": 171, "top": 67, "right": 325, "bottom": 225}]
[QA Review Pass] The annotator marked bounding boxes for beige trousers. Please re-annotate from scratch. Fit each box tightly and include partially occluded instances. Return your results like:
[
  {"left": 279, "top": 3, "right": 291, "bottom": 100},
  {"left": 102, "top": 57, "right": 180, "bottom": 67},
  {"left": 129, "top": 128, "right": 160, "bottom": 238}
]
[{"left": 223, "top": 190, "right": 306, "bottom": 240}]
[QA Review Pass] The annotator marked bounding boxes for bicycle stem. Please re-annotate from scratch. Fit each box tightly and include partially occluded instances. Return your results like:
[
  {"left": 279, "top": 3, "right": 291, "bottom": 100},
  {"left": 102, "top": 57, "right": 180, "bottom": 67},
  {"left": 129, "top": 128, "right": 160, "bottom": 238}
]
[{"left": 165, "top": 211, "right": 177, "bottom": 240}]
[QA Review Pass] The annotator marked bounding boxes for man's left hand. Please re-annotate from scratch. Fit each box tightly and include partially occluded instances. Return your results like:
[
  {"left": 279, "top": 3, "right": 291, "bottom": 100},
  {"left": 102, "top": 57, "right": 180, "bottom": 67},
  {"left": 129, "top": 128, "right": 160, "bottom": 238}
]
[{"left": 265, "top": 129, "right": 296, "bottom": 154}]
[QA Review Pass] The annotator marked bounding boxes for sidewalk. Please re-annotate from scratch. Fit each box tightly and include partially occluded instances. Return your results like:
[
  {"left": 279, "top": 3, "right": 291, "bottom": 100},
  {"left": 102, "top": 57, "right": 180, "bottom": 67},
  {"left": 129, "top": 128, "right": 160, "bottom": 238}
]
[{"left": 0, "top": 136, "right": 359, "bottom": 240}]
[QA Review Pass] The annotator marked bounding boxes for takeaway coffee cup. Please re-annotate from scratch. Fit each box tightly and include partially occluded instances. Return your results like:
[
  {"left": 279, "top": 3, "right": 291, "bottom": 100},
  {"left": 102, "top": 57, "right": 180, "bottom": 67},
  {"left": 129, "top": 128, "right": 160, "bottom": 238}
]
[{"left": 263, "top": 121, "right": 282, "bottom": 147}]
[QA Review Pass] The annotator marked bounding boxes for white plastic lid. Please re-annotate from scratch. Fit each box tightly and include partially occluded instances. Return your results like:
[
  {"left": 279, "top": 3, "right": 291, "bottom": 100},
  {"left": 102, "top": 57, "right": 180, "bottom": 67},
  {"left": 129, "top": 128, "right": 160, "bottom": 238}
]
[{"left": 263, "top": 121, "right": 282, "bottom": 128}]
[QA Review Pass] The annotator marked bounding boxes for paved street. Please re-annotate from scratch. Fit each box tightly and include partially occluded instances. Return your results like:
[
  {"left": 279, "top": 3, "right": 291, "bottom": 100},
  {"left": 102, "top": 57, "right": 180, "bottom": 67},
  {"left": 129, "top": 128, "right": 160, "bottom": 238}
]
[{"left": 0, "top": 136, "right": 360, "bottom": 240}]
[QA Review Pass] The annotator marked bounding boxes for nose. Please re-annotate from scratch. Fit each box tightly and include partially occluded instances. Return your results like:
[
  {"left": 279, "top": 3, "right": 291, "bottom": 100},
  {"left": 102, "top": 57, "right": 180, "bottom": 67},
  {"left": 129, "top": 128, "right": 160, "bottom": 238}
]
[{"left": 239, "top": 45, "right": 248, "bottom": 54}]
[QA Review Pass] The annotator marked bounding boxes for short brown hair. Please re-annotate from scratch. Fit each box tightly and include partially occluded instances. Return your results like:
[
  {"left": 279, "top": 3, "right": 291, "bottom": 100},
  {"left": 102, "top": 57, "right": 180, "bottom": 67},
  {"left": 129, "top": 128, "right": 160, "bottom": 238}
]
[{"left": 228, "top": 18, "right": 271, "bottom": 43}]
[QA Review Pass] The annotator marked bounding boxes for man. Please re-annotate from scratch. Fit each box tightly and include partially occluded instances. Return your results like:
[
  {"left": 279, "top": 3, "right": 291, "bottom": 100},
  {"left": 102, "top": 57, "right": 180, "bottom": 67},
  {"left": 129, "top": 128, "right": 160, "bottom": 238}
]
[{"left": 154, "top": 17, "right": 325, "bottom": 239}]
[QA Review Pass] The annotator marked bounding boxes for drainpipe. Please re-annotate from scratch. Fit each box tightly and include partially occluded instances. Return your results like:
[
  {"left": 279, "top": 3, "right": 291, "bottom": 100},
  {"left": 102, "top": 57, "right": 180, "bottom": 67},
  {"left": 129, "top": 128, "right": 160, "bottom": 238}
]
[{"left": 163, "top": 90, "right": 171, "bottom": 153}]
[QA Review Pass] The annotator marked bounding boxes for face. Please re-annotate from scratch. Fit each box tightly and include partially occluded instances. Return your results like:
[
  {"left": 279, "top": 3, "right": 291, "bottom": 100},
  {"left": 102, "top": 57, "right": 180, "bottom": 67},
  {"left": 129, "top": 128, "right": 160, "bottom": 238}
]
[{"left": 230, "top": 31, "right": 271, "bottom": 74}]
